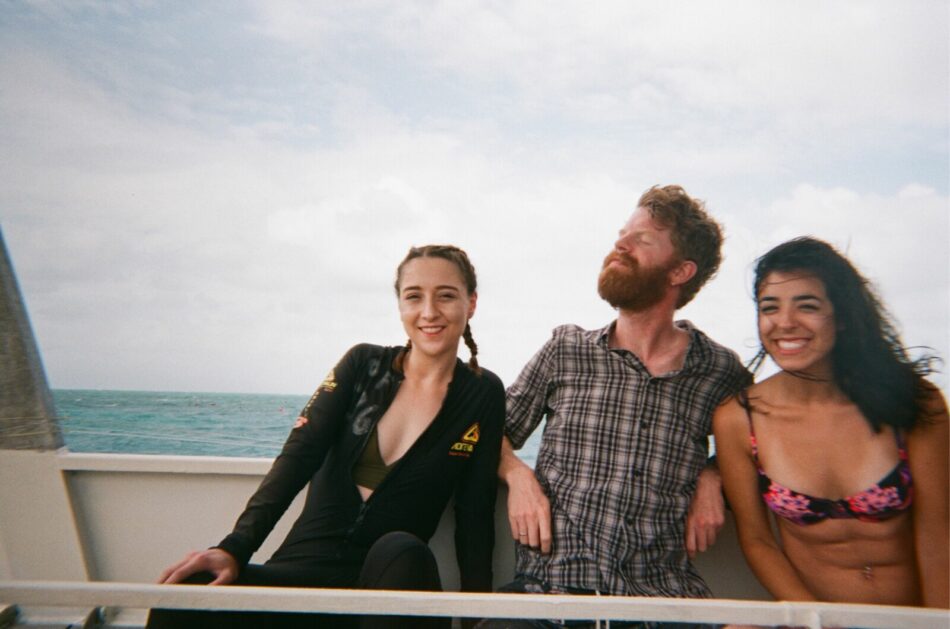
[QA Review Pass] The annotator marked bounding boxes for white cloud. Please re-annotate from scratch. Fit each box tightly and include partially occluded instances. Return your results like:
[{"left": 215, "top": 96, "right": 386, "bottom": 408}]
[{"left": 249, "top": 1, "right": 948, "bottom": 131}]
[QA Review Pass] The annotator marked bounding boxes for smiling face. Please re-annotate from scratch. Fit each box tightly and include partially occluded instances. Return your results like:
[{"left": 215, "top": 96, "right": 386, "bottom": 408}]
[
  {"left": 397, "top": 256, "right": 476, "bottom": 361},
  {"left": 757, "top": 270, "right": 837, "bottom": 377}
]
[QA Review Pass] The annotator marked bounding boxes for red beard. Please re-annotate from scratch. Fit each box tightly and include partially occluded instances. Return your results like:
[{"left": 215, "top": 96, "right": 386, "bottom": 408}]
[{"left": 597, "top": 252, "right": 673, "bottom": 311}]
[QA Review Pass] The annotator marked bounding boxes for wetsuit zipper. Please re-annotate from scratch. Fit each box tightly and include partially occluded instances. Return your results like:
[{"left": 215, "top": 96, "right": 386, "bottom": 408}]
[{"left": 346, "top": 367, "right": 460, "bottom": 537}]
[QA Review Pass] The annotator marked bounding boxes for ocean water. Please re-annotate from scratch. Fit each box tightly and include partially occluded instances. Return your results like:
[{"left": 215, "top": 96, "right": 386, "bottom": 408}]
[
  {"left": 54, "top": 389, "right": 308, "bottom": 458},
  {"left": 52, "top": 389, "right": 542, "bottom": 464}
]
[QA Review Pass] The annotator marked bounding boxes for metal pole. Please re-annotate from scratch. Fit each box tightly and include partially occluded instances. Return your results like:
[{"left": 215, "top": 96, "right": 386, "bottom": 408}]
[{"left": 0, "top": 226, "right": 61, "bottom": 450}]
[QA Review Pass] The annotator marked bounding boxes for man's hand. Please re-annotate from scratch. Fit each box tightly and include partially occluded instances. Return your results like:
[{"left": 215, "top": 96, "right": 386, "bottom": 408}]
[
  {"left": 685, "top": 464, "right": 725, "bottom": 558},
  {"left": 158, "top": 548, "right": 239, "bottom": 585},
  {"left": 500, "top": 437, "right": 552, "bottom": 554}
]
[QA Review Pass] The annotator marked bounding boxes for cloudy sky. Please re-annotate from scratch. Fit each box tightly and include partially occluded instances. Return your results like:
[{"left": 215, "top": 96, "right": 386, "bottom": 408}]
[{"left": 2, "top": 1, "right": 947, "bottom": 395}]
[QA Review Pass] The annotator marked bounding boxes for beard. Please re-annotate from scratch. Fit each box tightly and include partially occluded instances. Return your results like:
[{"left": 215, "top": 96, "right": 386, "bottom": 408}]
[{"left": 597, "top": 252, "right": 674, "bottom": 312}]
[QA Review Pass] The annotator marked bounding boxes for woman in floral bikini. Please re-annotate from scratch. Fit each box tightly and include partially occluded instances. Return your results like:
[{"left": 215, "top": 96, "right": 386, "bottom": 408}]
[{"left": 713, "top": 237, "right": 948, "bottom": 608}]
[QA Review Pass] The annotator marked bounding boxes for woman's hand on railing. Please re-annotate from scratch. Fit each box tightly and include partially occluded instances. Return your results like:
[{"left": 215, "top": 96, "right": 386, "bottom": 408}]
[{"left": 157, "top": 548, "right": 239, "bottom": 585}]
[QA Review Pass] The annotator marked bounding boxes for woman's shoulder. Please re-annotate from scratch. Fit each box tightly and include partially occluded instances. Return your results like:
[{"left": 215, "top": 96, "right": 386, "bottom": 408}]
[
  {"left": 712, "top": 388, "right": 756, "bottom": 460},
  {"left": 713, "top": 389, "right": 748, "bottom": 429},
  {"left": 736, "top": 375, "right": 786, "bottom": 409},
  {"left": 345, "top": 342, "right": 398, "bottom": 355},
  {"left": 477, "top": 364, "right": 504, "bottom": 389},
  {"left": 331, "top": 344, "right": 405, "bottom": 382},
  {"left": 916, "top": 380, "right": 948, "bottom": 417},
  {"left": 339, "top": 343, "right": 404, "bottom": 364},
  {"left": 908, "top": 381, "right": 949, "bottom": 440},
  {"left": 457, "top": 362, "right": 505, "bottom": 397},
  {"left": 713, "top": 378, "right": 781, "bottom": 429},
  {"left": 715, "top": 376, "right": 773, "bottom": 411}
]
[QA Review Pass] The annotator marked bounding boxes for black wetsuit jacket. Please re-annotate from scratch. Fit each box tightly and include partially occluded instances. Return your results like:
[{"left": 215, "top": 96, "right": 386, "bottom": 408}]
[{"left": 216, "top": 343, "right": 505, "bottom": 591}]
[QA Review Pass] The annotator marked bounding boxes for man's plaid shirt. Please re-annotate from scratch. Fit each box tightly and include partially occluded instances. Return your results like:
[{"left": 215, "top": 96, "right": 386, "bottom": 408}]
[{"left": 506, "top": 321, "right": 750, "bottom": 597}]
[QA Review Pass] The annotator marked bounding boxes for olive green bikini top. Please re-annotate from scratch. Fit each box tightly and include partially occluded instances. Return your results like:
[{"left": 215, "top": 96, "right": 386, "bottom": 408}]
[{"left": 352, "top": 425, "right": 396, "bottom": 490}]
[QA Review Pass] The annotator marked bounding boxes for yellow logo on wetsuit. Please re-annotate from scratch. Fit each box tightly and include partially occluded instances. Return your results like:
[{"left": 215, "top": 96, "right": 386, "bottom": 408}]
[
  {"left": 449, "top": 422, "right": 480, "bottom": 457},
  {"left": 462, "top": 423, "right": 479, "bottom": 443},
  {"left": 319, "top": 369, "right": 338, "bottom": 392},
  {"left": 298, "top": 369, "right": 339, "bottom": 425}
]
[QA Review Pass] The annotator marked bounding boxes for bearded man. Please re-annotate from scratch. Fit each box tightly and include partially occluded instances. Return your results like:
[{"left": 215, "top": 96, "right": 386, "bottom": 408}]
[{"left": 481, "top": 185, "right": 750, "bottom": 629}]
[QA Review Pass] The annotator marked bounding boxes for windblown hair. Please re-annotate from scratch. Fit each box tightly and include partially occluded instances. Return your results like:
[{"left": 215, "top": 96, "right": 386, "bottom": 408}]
[
  {"left": 394, "top": 244, "right": 480, "bottom": 374},
  {"left": 638, "top": 185, "right": 724, "bottom": 308},
  {"left": 750, "top": 237, "right": 937, "bottom": 432}
]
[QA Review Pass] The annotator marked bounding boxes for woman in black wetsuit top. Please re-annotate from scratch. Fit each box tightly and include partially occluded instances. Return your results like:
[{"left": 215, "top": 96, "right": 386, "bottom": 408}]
[{"left": 148, "top": 245, "right": 506, "bottom": 628}]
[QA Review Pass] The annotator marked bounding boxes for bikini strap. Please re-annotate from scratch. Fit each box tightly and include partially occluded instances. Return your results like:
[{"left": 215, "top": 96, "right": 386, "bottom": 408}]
[
  {"left": 895, "top": 429, "right": 908, "bottom": 460},
  {"left": 737, "top": 389, "right": 759, "bottom": 458}
]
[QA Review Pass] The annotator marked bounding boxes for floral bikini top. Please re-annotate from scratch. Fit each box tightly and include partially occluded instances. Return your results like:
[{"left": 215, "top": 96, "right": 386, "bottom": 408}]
[{"left": 743, "top": 398, "right": 914, "bottom": 526}]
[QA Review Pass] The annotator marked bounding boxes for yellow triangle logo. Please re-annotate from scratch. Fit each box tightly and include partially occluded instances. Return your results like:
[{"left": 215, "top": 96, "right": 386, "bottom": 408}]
[
  {"left": 462, "top": 423, "right": 480, "bottom": 444},
  {"left": 319, "top": 369, "right": 337, "bottom": 391}
]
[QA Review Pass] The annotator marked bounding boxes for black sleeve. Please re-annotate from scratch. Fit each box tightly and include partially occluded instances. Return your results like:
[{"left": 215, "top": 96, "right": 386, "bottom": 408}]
[
  {"left": 453, "top": 372, "right": 506, "bottom": 592},
  {"left": 215, "top": 345, "right": 364, "bottom": 566}
]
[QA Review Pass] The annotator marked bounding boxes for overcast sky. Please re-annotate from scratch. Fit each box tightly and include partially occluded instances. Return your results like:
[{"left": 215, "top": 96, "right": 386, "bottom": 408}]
[{"left": 2, "top": 1, "right": 947, "bottom": 395}]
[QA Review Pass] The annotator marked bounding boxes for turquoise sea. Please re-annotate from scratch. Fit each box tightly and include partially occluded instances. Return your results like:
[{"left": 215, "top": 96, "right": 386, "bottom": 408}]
[
  {"left": 53, "top": 389, "right": 309, "bottom": 458},
  {"left": 52, "top": 389, "right": 542, "bottom": 464}
]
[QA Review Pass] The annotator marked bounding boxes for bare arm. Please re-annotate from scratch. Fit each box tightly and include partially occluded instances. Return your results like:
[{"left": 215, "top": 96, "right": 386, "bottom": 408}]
[
  {"left": 713, "top": 399, "right": 817, "bottom": 601},
  {"left": 499, "top": 436, "right": 551, "bottom": 554},
  {"left": 908, "top": 386, "right": 949, "bottom": 608},
  {"left": 685, "top": 461, "right": 725, "bottom": 558}
]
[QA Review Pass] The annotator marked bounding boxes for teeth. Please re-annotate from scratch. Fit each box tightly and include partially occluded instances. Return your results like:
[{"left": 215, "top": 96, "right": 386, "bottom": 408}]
[{"left": 776, "top": 339, "right": 806, "bottom": 350}]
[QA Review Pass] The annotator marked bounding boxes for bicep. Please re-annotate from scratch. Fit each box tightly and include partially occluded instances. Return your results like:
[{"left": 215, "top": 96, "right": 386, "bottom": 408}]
[
  {"left": 289, "top": 346, "right": 365, "bottom": 448},
  {"left": 908, "top": 391, "right": 949, "bottom": 541},
  {"left": 505, "top": 342, "right": 555, "bottom": 448},
  {"left": 267, "top": 347, "right": 368, "bottom": 492},
  {"left": 907, "top": 389, "right": 949, "bottom": 606},
  {"left": 713, "top": 402, "right": 776, "bottom": 545}
]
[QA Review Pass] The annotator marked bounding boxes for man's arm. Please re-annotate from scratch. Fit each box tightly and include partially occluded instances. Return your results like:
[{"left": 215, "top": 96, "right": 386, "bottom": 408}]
[
  {"left": 500, "top": 333, "right": 560, "bottom": 555},
  {"left": 499, "top": 436, "right": 552, "bottom": 554},
  {"left": 686, "top": 360, "right": 751, "bottom": 557},
  {"left": 685, "top": 459, "right": 725, "bottom": 558}
]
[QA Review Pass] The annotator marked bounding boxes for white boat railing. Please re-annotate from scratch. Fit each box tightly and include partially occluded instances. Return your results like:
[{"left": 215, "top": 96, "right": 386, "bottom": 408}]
[{"left": 0, "top": 580, "right": 946, "bottom": 629}]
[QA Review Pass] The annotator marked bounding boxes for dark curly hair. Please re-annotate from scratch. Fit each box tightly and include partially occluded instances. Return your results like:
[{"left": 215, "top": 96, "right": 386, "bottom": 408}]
[
  {"left": 638, "top": 185, "right": 724, "bottom": 308},
  {"left": 394, "top": 244, "right": 480, "bottom": 374},
  {"left": 750, "top": 237, "right": 938, "bottom": 431}
]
